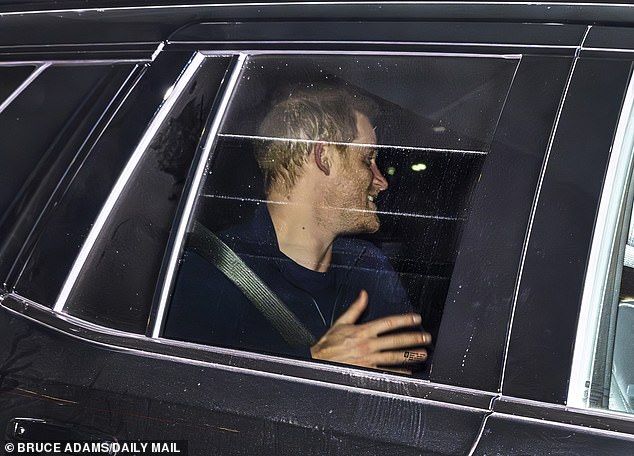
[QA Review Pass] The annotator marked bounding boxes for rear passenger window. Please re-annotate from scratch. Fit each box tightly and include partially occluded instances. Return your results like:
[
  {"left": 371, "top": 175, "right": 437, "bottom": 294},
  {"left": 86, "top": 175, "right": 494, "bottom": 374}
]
[
  {"left": 0, "top": 63, "right": 136, "bottom": 287},
  {"left": 61, "top": 55, "right": 232, "bottom": 332},
  {"left": 163, "top": 54, "right": 518, "bottom": 371}
]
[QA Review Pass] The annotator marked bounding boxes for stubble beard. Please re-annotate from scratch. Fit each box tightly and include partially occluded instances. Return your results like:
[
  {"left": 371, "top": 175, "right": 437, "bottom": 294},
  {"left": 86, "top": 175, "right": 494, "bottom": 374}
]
[{"left": 319, "top": 193, "right": 380, "bottom": 236}]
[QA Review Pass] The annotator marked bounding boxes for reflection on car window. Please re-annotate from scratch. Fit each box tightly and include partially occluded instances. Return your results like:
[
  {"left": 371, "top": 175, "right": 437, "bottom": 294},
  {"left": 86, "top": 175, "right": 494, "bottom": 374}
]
[
  {"left": 1, "top": 64, "right": 136, "bottom": 291},
  {"left": 164, "top": 54, "right": 518, "bottom": 373}
]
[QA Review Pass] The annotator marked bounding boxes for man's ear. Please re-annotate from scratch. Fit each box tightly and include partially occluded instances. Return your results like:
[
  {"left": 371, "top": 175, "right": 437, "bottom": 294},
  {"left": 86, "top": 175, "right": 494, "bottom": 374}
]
[{"left": 313, "top": 142, "right": 330, "bottom": 176}]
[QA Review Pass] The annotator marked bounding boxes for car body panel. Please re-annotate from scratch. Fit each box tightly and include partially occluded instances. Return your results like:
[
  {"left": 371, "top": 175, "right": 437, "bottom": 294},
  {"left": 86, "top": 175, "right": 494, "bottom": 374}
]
[
  {"left": 504, "top": 57, "right": 633, "bottom": 404},
  {"left": 1, "top": 2, "right": 634, "bottom": 454}
]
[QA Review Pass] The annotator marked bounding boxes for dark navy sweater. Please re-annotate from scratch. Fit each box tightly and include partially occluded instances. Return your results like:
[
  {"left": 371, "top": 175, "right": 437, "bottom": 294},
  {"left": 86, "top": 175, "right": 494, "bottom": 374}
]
[{"left": 164, "top": 205, "right": 412, "bottom": 359}]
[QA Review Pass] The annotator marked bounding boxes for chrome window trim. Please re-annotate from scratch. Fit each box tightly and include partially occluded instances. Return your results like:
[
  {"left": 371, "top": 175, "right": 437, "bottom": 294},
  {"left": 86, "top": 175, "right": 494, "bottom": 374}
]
[
  {"left": 151, "top": 41, "right": 166, "bottom": 60},
  {"left": 150, "top": 53, "right": 247, "bottom": 337},
  {"left": 53, "top": 52, "right": 207, "bottom": 313},
  {"left": 567, "top": 68, "right": 634, "bottom": 409},
  {"left": 0, "top": 42, "right": 159, "bottom": 48},
  {"left": 199, "top": 49, "right": 521, "bottom": 59},
  {"left": 499, "top": 25, "right": 591, "bottom": 393},
  {"left": 0, "top": 63, "right": 48, "bottom": 116},
  {"left": 582, "top": 47, "right": 634, "bottom": 54},
  {"left": 183, "top": 41, "right": 575, "bottom": 51},
  {"left": 0, "top": 59, "right": 152, "bottom": 65}
]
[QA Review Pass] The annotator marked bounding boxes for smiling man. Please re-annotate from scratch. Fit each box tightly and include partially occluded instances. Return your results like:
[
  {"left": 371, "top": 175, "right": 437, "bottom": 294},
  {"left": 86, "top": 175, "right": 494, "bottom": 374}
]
[{"left": 166, "top": 85, "right": 431, "bottom": 372}]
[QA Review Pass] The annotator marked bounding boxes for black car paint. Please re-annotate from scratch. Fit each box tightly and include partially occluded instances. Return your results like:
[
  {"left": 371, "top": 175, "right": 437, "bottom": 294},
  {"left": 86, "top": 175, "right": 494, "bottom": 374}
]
[
  {"left": 432, "top": 55, "right": 574, "bottom": 392},
  {"left": 0, "top": 2, "right": 633, "bottom": 454},
  {"left": 505, "top": 57, "right": 633, "bottom": 404}
]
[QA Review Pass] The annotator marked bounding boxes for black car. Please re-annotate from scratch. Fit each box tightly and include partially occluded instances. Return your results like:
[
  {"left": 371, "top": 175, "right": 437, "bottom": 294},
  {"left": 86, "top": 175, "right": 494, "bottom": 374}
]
[{"left": 1, "top": 1, "right": 634, "bottom": 454}]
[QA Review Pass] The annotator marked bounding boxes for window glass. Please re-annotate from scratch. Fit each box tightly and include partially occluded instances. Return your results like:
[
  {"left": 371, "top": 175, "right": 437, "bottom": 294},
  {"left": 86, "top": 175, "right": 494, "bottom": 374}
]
[
  {"left": 62, "top": 56, "right": 232, "bottom": 332},
  {"left": 12, "top": 52, "right": 195, "bottom": 305},
  {"left": 0, "top": 65, "right": 35, "bottom": 106},
  {"left": 164, "top": 54, "right": 517, "bottom": 374},
  {"left": 0, "top": 64, "right": 135, "bottom": 287}
]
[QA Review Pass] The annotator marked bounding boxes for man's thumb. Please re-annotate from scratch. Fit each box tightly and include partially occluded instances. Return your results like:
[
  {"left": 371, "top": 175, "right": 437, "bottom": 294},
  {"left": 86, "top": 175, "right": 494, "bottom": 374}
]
[{"left": 333, "top": 289, "right": 368, "bottom": 325}]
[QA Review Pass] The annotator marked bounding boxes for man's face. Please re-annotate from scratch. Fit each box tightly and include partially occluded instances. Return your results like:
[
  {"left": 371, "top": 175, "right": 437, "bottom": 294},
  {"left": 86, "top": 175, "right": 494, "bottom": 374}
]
[{"left": 324, "top": 111, "right": 388, "bottom": 235}]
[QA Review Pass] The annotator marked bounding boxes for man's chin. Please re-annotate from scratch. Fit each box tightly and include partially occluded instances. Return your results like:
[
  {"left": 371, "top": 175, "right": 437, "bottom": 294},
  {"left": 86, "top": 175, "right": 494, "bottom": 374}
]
[
  {"left": 356, "top": 217, "right": 381, "bottom": 234},
  {"left": 367, "top": 221, "right": 380, "bottom": 234},
  {"left": 336, "top": 211, "right": 381, "bottom": 235}
]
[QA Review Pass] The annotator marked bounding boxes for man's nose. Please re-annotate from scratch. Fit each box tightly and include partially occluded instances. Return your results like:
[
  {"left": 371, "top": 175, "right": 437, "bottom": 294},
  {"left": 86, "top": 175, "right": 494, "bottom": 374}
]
[{"left": 370, "top": 161, "right": 389, "bottom": 191}]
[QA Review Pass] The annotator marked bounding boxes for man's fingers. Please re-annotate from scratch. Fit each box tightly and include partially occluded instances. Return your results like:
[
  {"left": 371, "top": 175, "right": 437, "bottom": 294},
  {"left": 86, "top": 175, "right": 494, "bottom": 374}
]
[
  {"left": 369, "top": 349, "right": 428, "bottom": 366},
  {"left": 400, "top": 350, "right": 428, "bottom": 364},
  {"left": 333, "top": 289, "right": 368, "bottom": 325},
  {"left": 370, "top": 331, "right": 431, "bottom": 352},
  {"left": 361, "top": 312, "right": 422, "bottom": 336}
]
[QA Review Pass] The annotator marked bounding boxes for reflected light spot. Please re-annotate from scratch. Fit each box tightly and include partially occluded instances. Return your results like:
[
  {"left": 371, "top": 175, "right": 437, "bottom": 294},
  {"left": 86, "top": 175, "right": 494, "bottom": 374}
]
[
  {"left": 411, "top": 163, "right": 427, "bottom": 172},
  {"left": 163, "top": 85, "right": 174, "bottom": 101},
  {"left": 387, "top": 166, "right": 396, "bottom": 176},
  {"left": 433, "top": 126, "right": 446, "bottom": 133}
]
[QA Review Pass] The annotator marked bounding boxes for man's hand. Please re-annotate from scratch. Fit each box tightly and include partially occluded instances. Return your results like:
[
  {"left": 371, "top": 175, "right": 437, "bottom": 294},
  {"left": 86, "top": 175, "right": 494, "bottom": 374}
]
[{"left": 310, "top": 289, "right": 431, "bottom": 373}]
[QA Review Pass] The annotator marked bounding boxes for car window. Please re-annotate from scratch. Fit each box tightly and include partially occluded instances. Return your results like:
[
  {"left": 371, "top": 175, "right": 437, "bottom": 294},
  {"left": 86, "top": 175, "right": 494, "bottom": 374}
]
[
  {"left": 569, "top": 73, "right": 634, "bottom": 415},
  {"left": 0, "top": 63, "right": 136, "bottom": 288},
  {"left": 60, "top": 55, "right": 232, "bottom": 332},
  {"left": 10, "top": 52, "right": 200, "bottom": 307},
  {"left": 161, "top": 53, "right": 518, "bottom": 373}
]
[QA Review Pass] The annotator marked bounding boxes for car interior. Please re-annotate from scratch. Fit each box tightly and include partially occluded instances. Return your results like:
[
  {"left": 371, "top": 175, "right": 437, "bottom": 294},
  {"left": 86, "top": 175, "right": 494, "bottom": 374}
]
[{"left": 186, "top": 54, "right": 515, "bottom": 346}]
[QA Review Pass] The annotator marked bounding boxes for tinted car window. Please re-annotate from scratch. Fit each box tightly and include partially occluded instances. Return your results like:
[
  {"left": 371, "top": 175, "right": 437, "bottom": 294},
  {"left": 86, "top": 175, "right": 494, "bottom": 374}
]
[
  {"left": 12, "top": 52, "right": 195, "bottom": 306},
  {"left": 62, "top": 56, "right": 232, "bottom": 332},
  {"left": 163, "top": 54, "right": 517, "bottom": 371},
  {"left": 0, "top": 63, "right": 136, "bottom": 287}
]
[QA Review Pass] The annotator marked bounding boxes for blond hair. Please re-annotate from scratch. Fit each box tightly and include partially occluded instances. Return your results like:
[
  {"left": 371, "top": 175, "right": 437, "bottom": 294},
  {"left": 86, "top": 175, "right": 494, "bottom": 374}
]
[{"left": 257, "top": 86, "right": 377, "bottom": 193}]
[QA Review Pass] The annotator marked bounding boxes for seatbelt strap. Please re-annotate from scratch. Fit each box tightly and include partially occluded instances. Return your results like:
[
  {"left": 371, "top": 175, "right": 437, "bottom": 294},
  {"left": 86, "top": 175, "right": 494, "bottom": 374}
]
[{"left": 188, "top": 221, "right": 316, "bottom": 346}]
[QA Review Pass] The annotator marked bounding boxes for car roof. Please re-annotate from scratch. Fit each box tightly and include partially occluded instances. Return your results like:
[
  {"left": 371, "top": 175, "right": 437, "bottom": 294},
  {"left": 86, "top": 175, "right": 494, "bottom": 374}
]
[
  {"left": 3, "top": 0, "right": 634, "bottom": 25},
  {"left": 2, "top": 0, "right": 634, "bottom": 51}
]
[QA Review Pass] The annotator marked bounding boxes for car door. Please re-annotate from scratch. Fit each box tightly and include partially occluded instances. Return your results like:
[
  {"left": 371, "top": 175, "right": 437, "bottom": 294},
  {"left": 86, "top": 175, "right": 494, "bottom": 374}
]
[
  {"left": 473, "top": 26, "right": 634, "bottom": 455},
  {"left": 0, "top": 7, "right": 585, "bottom": 455}
]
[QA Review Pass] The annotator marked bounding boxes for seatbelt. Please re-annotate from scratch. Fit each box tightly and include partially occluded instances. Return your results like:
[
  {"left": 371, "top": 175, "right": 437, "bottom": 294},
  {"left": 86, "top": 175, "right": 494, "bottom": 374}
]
[{"left": 188, "top": 221, "right": 316, "bottom": 346}]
